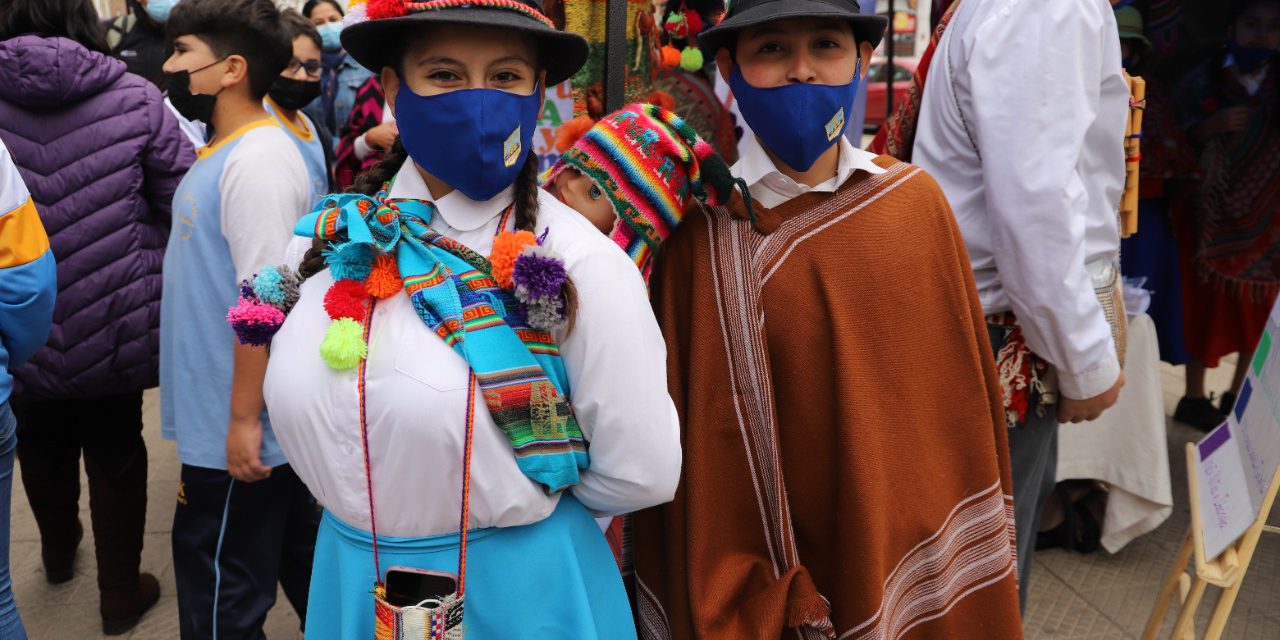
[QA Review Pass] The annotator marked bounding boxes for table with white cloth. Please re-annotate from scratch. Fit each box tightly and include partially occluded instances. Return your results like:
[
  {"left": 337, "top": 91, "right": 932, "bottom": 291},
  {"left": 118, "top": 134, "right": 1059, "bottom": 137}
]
[{"left": 1056, "top": 313, "right": 1173, "bottom": 552}]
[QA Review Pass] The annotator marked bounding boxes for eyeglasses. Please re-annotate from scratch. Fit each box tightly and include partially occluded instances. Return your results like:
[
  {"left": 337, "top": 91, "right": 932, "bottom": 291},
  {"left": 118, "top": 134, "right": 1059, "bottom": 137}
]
[{"left": 285, "top": 58, "right": 323, "bottom": 79}]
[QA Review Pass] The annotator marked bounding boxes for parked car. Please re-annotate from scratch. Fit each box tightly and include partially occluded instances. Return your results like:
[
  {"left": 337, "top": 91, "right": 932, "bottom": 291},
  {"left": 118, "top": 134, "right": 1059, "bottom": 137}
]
[{"left": 863, "top": 57, "right": 918, "bottom": 131}]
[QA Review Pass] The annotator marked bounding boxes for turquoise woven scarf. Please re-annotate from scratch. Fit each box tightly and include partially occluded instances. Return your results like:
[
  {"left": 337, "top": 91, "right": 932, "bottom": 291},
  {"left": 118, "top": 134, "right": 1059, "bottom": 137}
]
[{"left": 295, "top": 187, "right": 588, "bottom": 494}]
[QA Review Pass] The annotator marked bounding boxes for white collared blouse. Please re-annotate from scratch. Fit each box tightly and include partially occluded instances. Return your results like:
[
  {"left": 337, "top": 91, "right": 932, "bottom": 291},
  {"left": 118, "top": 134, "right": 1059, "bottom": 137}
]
[{"left": 263, "top": 161, "right": 681, "bottom": 537}]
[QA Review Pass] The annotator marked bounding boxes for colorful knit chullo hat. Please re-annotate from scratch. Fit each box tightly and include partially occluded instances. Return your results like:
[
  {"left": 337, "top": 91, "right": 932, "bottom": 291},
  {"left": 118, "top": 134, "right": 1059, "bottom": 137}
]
[{"left": 544, "top": 102, "right": 745, "bottom": 280}]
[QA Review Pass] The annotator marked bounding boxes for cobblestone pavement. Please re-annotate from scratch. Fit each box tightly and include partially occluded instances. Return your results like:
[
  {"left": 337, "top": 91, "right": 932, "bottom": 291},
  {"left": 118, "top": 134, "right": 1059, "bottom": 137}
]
[{"left": 10, "top": 360, "right": 1278, "bottom": 638}]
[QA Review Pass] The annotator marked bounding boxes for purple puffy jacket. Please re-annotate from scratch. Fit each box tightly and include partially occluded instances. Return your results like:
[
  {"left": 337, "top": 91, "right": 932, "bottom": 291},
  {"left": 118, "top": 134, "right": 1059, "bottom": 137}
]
[{"left": 0, "top": 35, "right": 194, "bottom": 400}]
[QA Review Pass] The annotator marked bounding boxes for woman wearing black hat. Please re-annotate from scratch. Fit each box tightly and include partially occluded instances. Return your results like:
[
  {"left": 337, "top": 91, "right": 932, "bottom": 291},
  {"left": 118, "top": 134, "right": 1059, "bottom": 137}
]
[{"left": 254, "top": 0, "right": 680, "bottom": 637}]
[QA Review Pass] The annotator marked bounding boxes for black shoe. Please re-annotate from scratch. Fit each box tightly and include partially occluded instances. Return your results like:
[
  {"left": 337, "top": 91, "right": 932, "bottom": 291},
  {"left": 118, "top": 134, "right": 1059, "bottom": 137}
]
[
  {"left": 101, "top": 572, "right": 160, "bottom": 635},
  {"left": 43, "top": 520, "right": 82, "bottom": 585},
  {"left": 1174, "top": 396, "right": 1226, "bottom": 432},
  {"left": 1219, "top": 391, "right": 1238, "bottom": 415}
]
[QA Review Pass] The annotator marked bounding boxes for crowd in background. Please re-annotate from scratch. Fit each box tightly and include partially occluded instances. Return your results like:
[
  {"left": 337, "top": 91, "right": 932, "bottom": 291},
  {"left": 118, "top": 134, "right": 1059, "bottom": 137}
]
[{"left": 0, "top": 0, "right": 1274, "bottom": 637}]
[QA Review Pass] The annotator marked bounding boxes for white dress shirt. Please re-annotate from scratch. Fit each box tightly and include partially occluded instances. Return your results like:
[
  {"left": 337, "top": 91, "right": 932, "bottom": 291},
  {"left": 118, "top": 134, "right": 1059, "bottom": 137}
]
[
  {"left": 734, "top": 134, "right": 886, "bottom": 209},
  {"left": 912, "top": 0, "right": 1126, "bottom": 400},
  {"left": 264, "top": 161, "right": 681, "bottom": 537}
]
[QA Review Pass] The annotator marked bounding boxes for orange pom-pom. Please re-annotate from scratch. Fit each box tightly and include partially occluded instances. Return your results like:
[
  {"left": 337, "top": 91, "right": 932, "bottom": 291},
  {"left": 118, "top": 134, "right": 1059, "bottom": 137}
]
[
  {"left": 364, "top": 253, "right": 402, "bottom": 299},
  {"left": 659, "top": 45, "right": 682, "bottom": 69},
  {"left": 555, "top": 115, "right": 597, "bottom": 153},
  {"left": 646, "top": 90, "right": 676, "bottom": 112},
  {"left": 489, "top": 230, "right": 538, "bottom": 289}
]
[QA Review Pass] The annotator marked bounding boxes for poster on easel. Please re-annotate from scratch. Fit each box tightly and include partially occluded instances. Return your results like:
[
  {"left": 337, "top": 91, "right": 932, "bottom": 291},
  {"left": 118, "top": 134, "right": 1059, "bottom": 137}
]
[{"left": 1192, "top": 301, "right": 1280, "bottom": 560}]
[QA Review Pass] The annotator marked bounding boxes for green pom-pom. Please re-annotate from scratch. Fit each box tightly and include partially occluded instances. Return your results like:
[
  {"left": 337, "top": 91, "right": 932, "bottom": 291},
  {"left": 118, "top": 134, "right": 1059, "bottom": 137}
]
[
  {"left": 319, "top": 317, "right": 367, "bottom": 370},
  {"left": 680, "top": 47, "right": 704, "bottom": 72}
]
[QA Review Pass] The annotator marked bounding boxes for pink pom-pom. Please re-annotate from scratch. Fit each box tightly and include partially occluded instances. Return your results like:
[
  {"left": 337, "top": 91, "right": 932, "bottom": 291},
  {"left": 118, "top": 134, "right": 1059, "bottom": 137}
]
[{"left": 227, "top": 298, "right": 287, "bottom": 346}]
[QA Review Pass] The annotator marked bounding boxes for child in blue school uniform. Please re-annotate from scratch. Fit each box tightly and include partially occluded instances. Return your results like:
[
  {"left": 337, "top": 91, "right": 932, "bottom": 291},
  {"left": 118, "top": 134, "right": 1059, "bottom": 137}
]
[
  {"left": 158, "top": 0, "right": 319, "bottom": 636},
  {"left": 266, "top": 9, "right": 335, "bottom": 206}
]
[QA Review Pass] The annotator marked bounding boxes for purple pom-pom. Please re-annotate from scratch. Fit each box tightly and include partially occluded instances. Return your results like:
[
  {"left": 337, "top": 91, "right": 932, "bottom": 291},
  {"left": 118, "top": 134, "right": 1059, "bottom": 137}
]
[{"left": 512, "top": 246, "right": 567, "bottom": 302}]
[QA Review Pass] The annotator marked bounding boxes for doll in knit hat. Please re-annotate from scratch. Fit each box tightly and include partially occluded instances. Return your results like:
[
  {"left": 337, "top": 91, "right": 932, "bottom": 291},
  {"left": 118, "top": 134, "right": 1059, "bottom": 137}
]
[{"left": 544, "top": 102, "right": 745, "bottom": 280}]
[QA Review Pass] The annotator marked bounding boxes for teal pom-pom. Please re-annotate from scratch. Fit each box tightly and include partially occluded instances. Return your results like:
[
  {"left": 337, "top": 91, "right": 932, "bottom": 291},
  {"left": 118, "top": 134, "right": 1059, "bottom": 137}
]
[
  {"left": 252, "top": 265, "right": 287, "bottom": 305},
  {"left": 680, "top": 47, "right": 704, "bottom": 72},
  {"left": 323, "top": 242, "right": 374, "bottom": 282},
  {"left": 319, "top": 317, "right": 367, "bottom": 370}
]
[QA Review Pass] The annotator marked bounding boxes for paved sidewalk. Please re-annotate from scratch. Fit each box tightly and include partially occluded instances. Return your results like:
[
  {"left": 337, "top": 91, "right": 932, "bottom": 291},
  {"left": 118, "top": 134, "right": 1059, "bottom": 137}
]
[
  {"left": 9, "top": 391, "right": 300, "bottom": 639},
  {"left": 9, "top": 360, "right": 1280, "bottom": 638}
]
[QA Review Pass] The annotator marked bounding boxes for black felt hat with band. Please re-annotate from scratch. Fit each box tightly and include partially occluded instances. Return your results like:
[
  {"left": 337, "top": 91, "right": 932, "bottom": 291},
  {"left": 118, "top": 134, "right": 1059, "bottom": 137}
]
[
  {"left": 341, "top": 0, "right": 589, "bottom": 86},
  {"left": 699, "top": 0, "right": 888, "bottom": 56}
]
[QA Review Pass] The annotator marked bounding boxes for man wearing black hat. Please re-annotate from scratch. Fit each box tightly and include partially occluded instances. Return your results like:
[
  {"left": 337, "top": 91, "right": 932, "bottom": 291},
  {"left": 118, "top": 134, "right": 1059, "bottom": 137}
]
[{"left": 632, "top": 1, "right": 1024, "bottom": 637}]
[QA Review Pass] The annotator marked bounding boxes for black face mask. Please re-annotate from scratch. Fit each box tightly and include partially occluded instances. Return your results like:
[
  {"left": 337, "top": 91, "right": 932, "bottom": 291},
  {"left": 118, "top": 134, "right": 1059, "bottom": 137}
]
[
  {"left": 268, "top": 76, "right": 322, "bottom": 112},
  {"left": 164, "top": 59, "right": 224, "bottom": 123}
]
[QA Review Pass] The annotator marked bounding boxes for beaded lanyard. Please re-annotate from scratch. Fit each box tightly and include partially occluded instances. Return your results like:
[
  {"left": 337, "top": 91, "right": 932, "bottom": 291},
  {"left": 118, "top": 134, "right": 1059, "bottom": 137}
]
[{"left": 356, "top": 200, "right": 516, "bottom": 595}]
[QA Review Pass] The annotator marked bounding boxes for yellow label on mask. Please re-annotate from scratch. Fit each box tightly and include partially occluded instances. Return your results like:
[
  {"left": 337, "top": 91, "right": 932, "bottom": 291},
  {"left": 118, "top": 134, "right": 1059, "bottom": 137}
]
[
  {"left": 825, "top": 108, "right": 845, "bottom": 142},
  {"left": 504, "top": 126, "right": 522, "bottom": 167}
]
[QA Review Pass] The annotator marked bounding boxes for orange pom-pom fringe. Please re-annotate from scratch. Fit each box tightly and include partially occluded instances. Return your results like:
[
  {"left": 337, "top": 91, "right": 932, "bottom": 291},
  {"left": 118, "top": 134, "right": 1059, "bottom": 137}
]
[
  {"left": 489, "top": 230, "right": 539, "bottom": 290},
  {"left": 659, "top": 45, "right": 682, "bottom": 69},
  {"left": 364, "top": 253, "right": 403, "bottom": 299},
  {"left": 646, "top": 90, "right": 676, "bottom": 112},
  {"left": 555, "top": 115, "right": 597, "bottom": 153}
]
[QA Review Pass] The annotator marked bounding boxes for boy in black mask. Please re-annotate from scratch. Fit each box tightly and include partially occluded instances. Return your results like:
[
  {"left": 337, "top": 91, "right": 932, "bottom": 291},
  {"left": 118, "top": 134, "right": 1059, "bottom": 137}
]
[
  {"left": 267, "top": 9, "right": 335, "bottom": 204},
  {"left": 160, "top": 0, "right": 318, "bottom": 637}
]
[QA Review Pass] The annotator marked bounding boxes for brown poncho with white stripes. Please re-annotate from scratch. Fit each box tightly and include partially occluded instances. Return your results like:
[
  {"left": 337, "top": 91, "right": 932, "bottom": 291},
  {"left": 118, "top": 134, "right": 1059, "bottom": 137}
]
[{"left": 632, "top": 156, "right": 1024, "bottom": 639}]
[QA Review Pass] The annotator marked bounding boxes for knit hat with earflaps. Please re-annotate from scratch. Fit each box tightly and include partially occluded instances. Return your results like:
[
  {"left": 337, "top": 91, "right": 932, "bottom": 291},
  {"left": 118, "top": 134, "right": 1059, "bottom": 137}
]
[{"left": 543, "top": 102, "right": 748, "bottom": 280}]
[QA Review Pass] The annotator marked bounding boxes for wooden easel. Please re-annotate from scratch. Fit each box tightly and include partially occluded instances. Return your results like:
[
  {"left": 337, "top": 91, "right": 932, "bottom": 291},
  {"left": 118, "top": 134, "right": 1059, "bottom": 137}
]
[{"left": 1141, "top": 443, "right": 1280, "bottom": 639}]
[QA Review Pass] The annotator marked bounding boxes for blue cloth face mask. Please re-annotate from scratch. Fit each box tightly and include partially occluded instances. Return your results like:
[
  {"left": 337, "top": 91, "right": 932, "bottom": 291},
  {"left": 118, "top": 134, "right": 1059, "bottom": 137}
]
[
  {"left": 729, "top": 63, "right": 861, "bottom": 172},
  {"left": 1227, "top": 37, "right": 1277, "bottom": 75},
  {"left": 395, "top": 81, "right": 542, "bottom": 202},
  {"left": 144, "top": 0, "right": 178, "bottom": 23},
  {"left": 317, "top": 22, "right": 343, "bottom": 51}
]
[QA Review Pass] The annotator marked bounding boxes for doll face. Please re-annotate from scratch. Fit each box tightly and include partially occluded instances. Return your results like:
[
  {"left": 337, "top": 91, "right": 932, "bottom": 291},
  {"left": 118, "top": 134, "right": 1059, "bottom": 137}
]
[{"left": 554, "top": 170, "right": 617, "bottom": 234}]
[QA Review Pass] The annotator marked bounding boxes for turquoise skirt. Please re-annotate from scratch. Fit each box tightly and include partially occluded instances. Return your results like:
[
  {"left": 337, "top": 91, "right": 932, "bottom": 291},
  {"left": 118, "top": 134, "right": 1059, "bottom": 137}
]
[{"left": 306, "top": 495, "right": 637, "bottom": 639}]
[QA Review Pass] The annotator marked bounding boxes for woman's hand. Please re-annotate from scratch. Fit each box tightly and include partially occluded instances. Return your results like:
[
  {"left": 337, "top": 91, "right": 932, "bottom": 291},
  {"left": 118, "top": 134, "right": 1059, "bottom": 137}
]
[{"left": 364, "top": 121, "right": 399, "bottom": 151}]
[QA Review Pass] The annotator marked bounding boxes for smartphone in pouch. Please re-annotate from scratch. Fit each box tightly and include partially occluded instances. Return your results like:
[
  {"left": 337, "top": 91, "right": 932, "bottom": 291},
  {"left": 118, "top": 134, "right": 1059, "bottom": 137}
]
[{"left": 384, "top": 566, "right": 459, "bottom": 607}]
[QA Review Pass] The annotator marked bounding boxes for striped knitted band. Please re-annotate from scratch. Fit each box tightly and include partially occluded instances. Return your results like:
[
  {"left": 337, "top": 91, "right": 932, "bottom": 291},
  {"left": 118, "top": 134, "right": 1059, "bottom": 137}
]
[
  {"left": 363, "top": 0, "right": 554, "bottom": 27},
  {"left": 544, "top": 102, "right": 741, "bottom": 278}
]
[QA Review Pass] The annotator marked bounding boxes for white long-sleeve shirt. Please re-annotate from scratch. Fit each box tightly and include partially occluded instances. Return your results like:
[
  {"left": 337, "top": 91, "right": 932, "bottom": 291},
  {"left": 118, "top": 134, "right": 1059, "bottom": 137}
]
[
  {"left": 912, "top": 0, "right": 1127, "bottom": 400},
  {"left": 264, "top": 161, "right": 681, "bottom": 536}
]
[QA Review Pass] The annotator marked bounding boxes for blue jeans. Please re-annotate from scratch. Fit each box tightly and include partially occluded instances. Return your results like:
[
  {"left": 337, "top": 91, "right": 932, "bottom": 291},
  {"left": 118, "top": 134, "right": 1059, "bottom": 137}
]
[{"left": 0, "top": 403, "right": 27, "bottom": 639}]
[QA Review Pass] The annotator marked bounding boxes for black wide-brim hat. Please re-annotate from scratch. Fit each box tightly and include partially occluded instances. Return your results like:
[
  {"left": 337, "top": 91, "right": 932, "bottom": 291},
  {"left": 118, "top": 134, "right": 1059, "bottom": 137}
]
[
  {"left": 341, "top": 0, "right": 589, "bottom": 86},
  {"left": 700, "top": 0, "right": 888, "bottom": 56}
]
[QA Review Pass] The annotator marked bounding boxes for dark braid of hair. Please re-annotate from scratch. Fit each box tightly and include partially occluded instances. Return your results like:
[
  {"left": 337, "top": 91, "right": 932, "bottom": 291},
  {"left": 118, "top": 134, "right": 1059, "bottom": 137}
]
[{"left": 297, "top": 140, "right": 409, "bottom": 280}]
